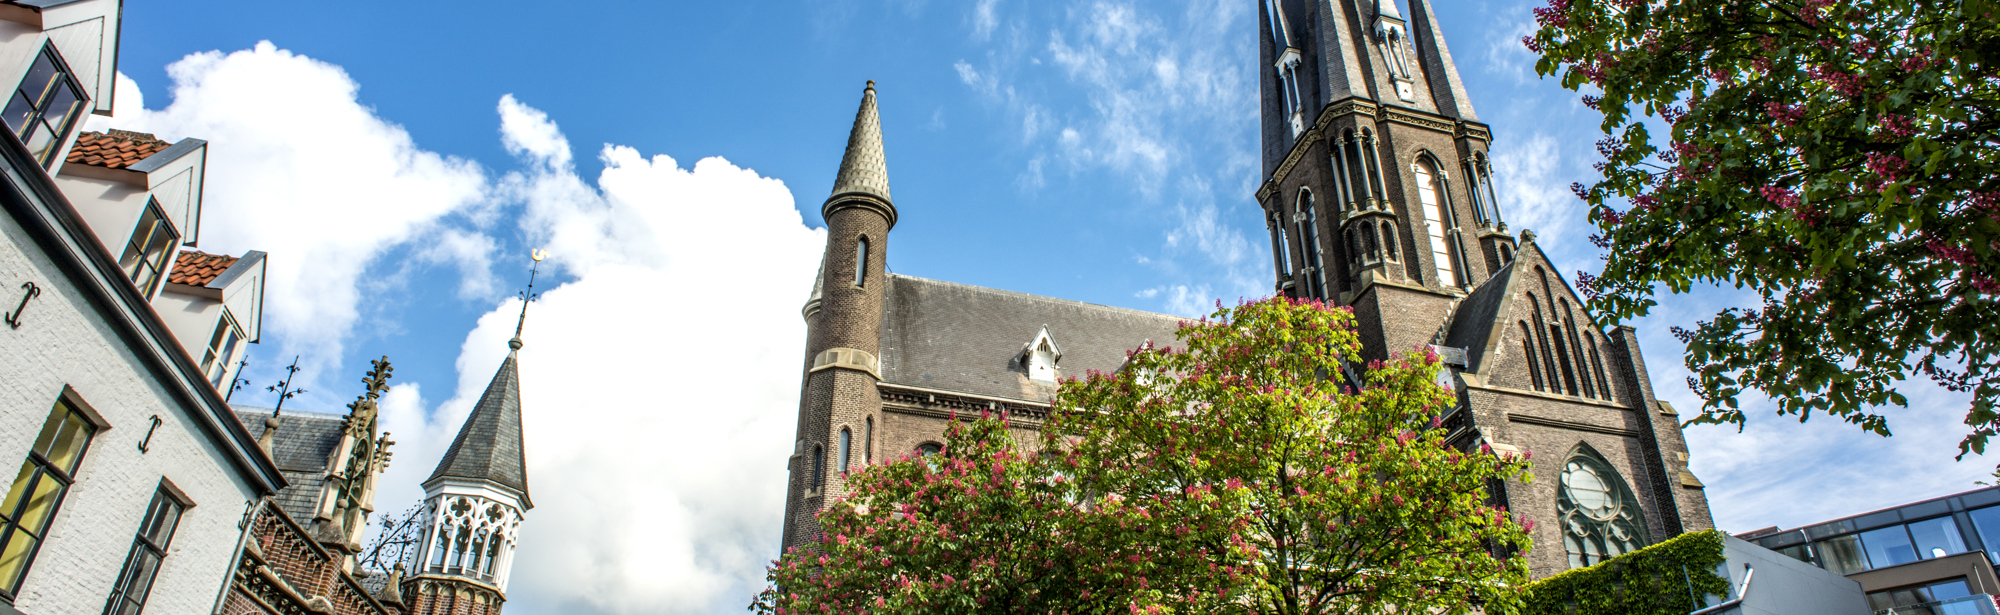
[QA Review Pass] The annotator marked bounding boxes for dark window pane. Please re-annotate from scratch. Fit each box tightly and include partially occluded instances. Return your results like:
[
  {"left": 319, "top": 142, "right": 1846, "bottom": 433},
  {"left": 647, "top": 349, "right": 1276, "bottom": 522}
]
[
  {"left": 1867, "top": 591, "right": 1896, "bottom": 611},
  {"left": 1910, "top": 516, "right": 1968, "bottom": 559},
  {"left": 3, "top": 92, "right": 36, "bottom": 135},
  {"left": 1862, "top": 525, "right": 1921, "bottom": 568},
  {"left": 1821, "top": 534, "right": 1870, "bottom": 574},
  {"left": 1776, "top": 543, "right": 1813, "bottom": 564},
  {"left": 1969, "top": 506, "right": 2000, "bottom": 565},
  {"left": 19, "top": 52, "right": 58, "bottom": 105}
]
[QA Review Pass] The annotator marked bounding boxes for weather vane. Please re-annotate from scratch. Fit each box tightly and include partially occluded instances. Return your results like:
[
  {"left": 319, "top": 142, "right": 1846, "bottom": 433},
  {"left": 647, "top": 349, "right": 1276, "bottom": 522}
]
[
  {"left": 225, "top": 357, "right": 252, "bottom": 403},
  {"left": 511, "top": 249, "right": 549, "bottom": 350},
  {"left": 267, "top": 355, "right": 307, "bottom": 415}
]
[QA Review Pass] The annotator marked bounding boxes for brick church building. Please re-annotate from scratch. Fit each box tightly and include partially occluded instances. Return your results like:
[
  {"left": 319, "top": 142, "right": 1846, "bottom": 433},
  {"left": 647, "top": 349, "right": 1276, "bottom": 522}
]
[{"left": 782, "top": 0, "right": 1715, "bottom": 581}]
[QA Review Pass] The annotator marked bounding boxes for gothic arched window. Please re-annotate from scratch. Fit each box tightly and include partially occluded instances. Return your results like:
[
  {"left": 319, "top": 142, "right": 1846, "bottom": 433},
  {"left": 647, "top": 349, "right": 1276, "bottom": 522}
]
[
  {"left": 855, "top": 237, "right": 870, "bottom": 287},
  {"left": 1411, "top": 159, "right": 1460, "bottom": 287},
  {"left": 469, "top": 531, "right": 487, "bottom": 575},
  {"left": 1380, "top": 221, "right": 1400, "bottom": 262},
  {"left": 1297, "top": 191, "right": 1326, "bottom": 299},
  {"left": 1520, "top": 322, "right": 1545, "bottom": 392},
  {"left": 1361, "top": 221, "right": 1380, "bottom": 262},
  {"left": 813, "top": 444, "right": 826, "bottom": 492},
  {"left": 865, "top": 417, "right": 875, "bottom": 464},
  {"left": 1269, "top": 209, "right": 1292, "bottom": 281},
  {"left": 917, "top": 442, "right": 943, "bottom": 457},
  {"left": 1559, "top": 445, "right": 1651, "bottom": 568},
  {"left": 429, "top": 528, "right": 449, "bottom": 571},
  {"left": 839, "top": 428, "right": 852, "bottom": 475},
  {"left": 483, "top": 533, "right": 501, "bottom": 576}
]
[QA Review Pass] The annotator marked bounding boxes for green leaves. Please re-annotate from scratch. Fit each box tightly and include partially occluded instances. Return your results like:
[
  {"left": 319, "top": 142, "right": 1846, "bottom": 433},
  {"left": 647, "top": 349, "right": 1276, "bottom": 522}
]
[
  {"left": 1530, "top": 0, "right": 2000, "bottom": 464},
  {"left": 753, "top": 298, "right": 1536, "bottom": 615},
  {"left": 1523, "top": 530, "right": 1731, "bottom": 615}
]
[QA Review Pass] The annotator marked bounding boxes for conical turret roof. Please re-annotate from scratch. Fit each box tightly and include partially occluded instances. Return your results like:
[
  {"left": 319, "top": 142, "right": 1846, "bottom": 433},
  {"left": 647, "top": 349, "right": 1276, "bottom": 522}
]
[
  {"left": 829, "top": 81, "right": 890, "bottom": 203},
  {"left": 428, "top": 350, "right": 532, "bottom": 509}
]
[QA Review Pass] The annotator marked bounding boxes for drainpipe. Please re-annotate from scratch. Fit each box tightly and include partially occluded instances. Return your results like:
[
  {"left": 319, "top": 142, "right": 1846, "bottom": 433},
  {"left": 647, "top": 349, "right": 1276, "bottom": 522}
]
[{"left": 211, "top": 497, "right": 271, "bottom": 614}]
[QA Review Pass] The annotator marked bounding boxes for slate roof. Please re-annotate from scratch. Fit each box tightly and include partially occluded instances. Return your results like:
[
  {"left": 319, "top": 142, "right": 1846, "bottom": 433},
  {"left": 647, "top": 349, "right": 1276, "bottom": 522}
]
[
  {"left": 427, "top": 352, "right": 532, "bottom": 508},
  {"left": 65, "top": 130, "right": 172, "bottom": 169},
  {"left": 877, "top": 274, "right": 1186, "bottom": 402},
  {"left": 828, "top": 82, "right": 890, "bottom": 203},
  {"left": 235, "top": 406, "right": 347, "bottom": 522},
  {"left": 1441, "top": 260, "right": 1516, "bottom": 374},
  {"left": 168, "top": 250, "right": 239, "bottom": 286}
]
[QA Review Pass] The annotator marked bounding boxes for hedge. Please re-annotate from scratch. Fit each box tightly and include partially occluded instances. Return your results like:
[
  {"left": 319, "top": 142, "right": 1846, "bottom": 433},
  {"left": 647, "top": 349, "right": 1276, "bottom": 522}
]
[{"left": 1522, "top": 530, "right": 1732, "bottom": 615}]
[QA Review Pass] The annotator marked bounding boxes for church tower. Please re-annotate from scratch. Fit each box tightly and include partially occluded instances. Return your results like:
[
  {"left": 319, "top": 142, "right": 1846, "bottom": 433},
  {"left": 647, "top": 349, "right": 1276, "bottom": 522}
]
[
  {"left": 784, "top": 81, "right": 896, "bottom": 551},
  {"left": 1254, "top": 0, "right": 1714, "bottom": 578},
  {"left": 401, "top": 263, "right": 540, "bottom": 614}
]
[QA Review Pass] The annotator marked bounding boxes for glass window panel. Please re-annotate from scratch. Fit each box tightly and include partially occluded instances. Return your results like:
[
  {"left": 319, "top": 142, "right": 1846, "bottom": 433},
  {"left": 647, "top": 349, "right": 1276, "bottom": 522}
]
[
  {"left": 1862, "top": 525, "right": 1921, "bottom": 568},
  {"left": 21, "top": 119, "right": 54, "bottom": 163},
  {"left": 14, "top": 473, "right": 62, "bottom": 534},
  {"left": 40, "top": 83, "right": 76, "bottom": 130},
  {"left": 1867, "top": 591, "right": 1896, "bottom": 611},
  {"left": 1930, "top": 579, "right": 1971, "bottom": 601},
  {"left": 1910, "top": 516, "right": 1969, "bottom": 559},
  {"left": 1820, "top": 534, "right": 1870, "bottom": 574},
  {"left": 114, "top": 550, "right": 161, "bottom": 608},
  {"left": 20, "top": 52, "right": 58, "bottom": 104},
  {"left": 0, "top": 527, "right": 37, "bottom": 592},
  {"left": 0, "top": 463, "right": 33, "bottom": 521},
  {"left": 1776, "top": 543, "right": 1813, "bottom": 564},
  {"left": 45, "top": 412, "right": 91, "bottom": 476},
  {"left": 1967, "top": 506, "right": 2000, "bottom": 564},
  {"left": 2, "top": 92, "right": 35, "bottom": 135}
]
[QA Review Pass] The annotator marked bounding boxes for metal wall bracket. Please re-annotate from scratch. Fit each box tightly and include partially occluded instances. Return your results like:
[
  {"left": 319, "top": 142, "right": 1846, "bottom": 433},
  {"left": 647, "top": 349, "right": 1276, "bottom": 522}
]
[{"left": 4, "top": 281, "right": 38, "bottom": 329}]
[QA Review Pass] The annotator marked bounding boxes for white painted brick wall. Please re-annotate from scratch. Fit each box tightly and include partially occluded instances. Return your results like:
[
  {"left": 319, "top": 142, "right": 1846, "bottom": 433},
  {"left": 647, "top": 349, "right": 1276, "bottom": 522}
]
[{"left": 0, "top": 211, "right": 263, "bottom": 613}]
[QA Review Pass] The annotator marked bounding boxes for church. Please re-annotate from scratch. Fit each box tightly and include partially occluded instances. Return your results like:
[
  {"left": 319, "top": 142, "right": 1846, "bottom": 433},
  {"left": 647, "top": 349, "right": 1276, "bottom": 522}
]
[{"left": 781, "top": 0, "right": 1714, "bottom": 581}]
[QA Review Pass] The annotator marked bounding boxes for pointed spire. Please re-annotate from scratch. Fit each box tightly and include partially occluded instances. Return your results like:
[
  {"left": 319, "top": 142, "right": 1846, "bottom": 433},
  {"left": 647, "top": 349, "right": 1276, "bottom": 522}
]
[
  {"left": 1376, "top": 0, "right": 1405, "bottom": 20},
  {"left": 427, "top": 251, "right": 542, "bottom": 508},
  {"left": 829, "top": 81, "right": 891, "bottom": 203},
  {"left": 427, "top": 351, "right": 531, "bottom": 508}
]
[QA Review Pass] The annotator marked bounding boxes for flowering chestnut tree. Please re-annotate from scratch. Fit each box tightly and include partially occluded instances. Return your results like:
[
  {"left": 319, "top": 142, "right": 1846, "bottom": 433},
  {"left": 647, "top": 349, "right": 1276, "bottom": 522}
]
[
  {"left": 752, "top": 297, "right": 1533, "bottom": 614},
  {"left": 1525, "top": 0, "right": 2000, "bottom": 458}
]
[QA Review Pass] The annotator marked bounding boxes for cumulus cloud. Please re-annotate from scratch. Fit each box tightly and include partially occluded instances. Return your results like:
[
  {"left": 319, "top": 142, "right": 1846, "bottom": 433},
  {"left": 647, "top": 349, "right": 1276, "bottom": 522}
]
[
  {"left": 371, "top": 96, "right": 824, "bottom": 615},
  {"left": 84, "top": 43, "right": 489, "bottom": 382}
]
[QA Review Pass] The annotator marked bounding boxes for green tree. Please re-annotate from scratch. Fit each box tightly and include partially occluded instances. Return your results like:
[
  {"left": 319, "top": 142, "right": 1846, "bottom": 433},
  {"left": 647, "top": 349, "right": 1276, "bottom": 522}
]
[
  {"left": 752, "top": 297, "right": 1533, "bottom": 614},
  {"left": 1525, "top": 0, "right": 2000, "bottom": 457}
]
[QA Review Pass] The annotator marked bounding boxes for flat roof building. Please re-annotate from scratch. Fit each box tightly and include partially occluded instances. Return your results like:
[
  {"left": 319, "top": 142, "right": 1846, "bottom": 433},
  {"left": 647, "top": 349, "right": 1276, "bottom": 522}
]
[{"left": 1738, "top": 486, "right": 2000, "bottom": 614}]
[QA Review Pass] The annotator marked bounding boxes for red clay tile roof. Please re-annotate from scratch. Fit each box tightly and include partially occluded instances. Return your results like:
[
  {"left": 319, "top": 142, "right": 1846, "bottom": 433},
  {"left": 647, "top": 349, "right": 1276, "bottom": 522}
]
[
  {"left": 169, "top": 251, "right": 239, "bottom": 287},
  {"left": 66, "top": 130, "right": 172, "bottom": 170}
]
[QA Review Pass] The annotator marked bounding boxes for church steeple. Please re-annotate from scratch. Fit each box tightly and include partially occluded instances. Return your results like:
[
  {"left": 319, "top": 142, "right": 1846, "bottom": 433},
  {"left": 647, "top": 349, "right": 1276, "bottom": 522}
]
[
  {"left": 403, "top": 251, "right": 544, "bottom": 613},
  {"left": 828, "top": 81, "right": 893, "bottom": 219}
]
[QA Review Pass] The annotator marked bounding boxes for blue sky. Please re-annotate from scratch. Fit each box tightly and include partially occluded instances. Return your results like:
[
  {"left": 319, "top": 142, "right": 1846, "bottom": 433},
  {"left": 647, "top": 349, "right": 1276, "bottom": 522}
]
[{"left": 97, "top": 1, "right": 1986, "bottom": 613}]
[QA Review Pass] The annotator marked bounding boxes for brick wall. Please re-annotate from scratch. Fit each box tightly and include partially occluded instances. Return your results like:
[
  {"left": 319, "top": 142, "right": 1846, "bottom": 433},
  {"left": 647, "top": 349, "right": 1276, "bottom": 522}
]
[{"left": 0, "top": 195, "right": 265, "bottom": 613}]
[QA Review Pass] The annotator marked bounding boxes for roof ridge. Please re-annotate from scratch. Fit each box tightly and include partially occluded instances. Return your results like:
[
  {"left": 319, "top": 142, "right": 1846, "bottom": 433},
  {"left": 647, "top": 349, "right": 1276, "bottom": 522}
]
[{"left": 887, "top": 274, "right": 1187, "bottom": 322}]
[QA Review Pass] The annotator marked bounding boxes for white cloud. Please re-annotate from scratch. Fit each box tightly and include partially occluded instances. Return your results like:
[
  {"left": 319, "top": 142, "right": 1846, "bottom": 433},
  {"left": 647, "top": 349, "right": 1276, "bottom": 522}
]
[
  {"left": 1491, "top": 132, "right": 1579, "bottom": 243},
  {"left": 84, "top": 43, "right": 489, "bottom": 383},
  {"left": 973, "top": 0, "right": 1001, "bottom": 40},
  {"left": 371, "top": 96, "right": 823, "bottom": 614}
]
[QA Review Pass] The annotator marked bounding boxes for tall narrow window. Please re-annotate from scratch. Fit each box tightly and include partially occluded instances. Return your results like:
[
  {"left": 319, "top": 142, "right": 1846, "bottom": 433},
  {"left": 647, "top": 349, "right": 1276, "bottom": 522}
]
[
  {"left": 1411, "top": 160, "right": 1459, "bottom": 287},
  {"left": 430, "top": 528, "right": 449, "bottom": 571},
  {"left": 1591, "top": 344, "right": 1613, "bottom": 402},
  {"left": 0, "top": 395, "right": 97, "bottom": 598},
  {"left": 4, "top": 45, "right": 86, "bottom": 167},
  {"left": 1520, "top": 323, "right": 1545, "bottom": 391},
  {"left": 483, "top": 536, "right": 500, "bottom": 576},
  {"left": 105, "top": 488, "right": 184, "bottom": 615},
  {"left": 468, "top": 532, "right": 487, "bottom": 576},
  {"left": 838, "top": 428, "right": 852, "bottom": 475},
  {"left": 854, "top": 237, "right": 869, "bottom": 287},
  {"left": 450, "top": 528, "right": 468, "bottom": 570},
  {"left": 1363, "top": 132, "right": 1386, "bottom": 202},
  {"left": 812, "top": 445, "right": 826, "bottom": 492},
  {"left": 864, "top": 417, "right": 874, "bottom": 464},
  {"left": 1361, "top": 221, "right": 1379, "bottom": 262},
  {"left": 1268, "top": 210, "right": 1291, "bottom": 281},
  {"left": 1550, "top": 324, "right": 1579, "bottom": 396},
  {"left": 1297, "top": 192, "right": 1326, "bottom": 299},
  {"left": 201, "top": 310, "right": 245, "bottom": 388},
  {"left": 1463, "top": 161, "right": 1490, "bottom": 226},
  {"left": 1380, "top": 222, "right": 1400, "bottom": 262},
  {"left": 1567, "top": 321, "right": 1595, "bottom": 399},
  {"left": 119, "top": 203, "right": 179, "bottom": 298}
]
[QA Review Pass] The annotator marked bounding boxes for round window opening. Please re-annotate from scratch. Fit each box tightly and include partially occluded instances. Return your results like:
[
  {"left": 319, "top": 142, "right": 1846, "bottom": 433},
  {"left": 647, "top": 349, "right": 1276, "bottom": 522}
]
[{"left": 1556, "top": 446, "right": 1650, "bottom": 569}]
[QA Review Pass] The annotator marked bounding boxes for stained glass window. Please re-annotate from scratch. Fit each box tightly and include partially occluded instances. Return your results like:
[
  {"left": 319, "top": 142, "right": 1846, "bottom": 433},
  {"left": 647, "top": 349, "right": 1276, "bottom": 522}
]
[{"left": 1558, "top": 445, "right": 1650, "bottom": 569}]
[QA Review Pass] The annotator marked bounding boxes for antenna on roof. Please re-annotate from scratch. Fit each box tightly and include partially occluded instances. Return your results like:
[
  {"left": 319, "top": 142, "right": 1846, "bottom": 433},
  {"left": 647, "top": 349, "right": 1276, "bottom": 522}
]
[{"left": 511, "top": 249, "right": 549, "bottom": 352}]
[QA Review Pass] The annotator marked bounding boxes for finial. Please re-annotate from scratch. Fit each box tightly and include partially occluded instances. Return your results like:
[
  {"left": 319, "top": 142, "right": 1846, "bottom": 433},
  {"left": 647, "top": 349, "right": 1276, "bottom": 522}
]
[
  {"left": 1519, "top": 228, "right": 1537, "bottom": 244},
  {"left": 512, "top": 249, "right": 549, "bottom": 351},
  {"left": 266, "top": 355, "right": 307, "bottom": 416},
  {"left": 867, "top": 80, "right": 875, "bottom": 90}
]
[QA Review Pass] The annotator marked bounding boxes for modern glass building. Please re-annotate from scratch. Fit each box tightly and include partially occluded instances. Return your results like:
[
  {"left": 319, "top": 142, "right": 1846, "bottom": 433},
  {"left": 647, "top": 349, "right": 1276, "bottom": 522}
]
[{"left": 1740, "top": 486, "right": 2000, "bottom": 614}]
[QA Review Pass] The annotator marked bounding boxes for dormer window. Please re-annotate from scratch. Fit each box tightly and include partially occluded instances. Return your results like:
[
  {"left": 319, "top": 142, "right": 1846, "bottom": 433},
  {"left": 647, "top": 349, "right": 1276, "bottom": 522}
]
[
  {"left": 1022, "top": 325, "right": 1063, "bottom": 382},
  {"left": 5, "top": 45, "right": 85, "bottom": 168},
  {"left": 200, "top": 309, "right": 245, "bottom": 387},
  {"left": 119, "top": 201, "right": 179, "bottom": 298}
]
